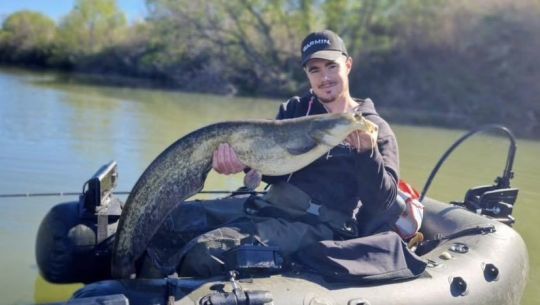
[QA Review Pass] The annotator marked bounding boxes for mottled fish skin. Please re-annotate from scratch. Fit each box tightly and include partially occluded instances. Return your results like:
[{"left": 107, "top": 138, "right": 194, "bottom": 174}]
[{"left": 111, "top": 112, "right": 377, "bottom": 278}]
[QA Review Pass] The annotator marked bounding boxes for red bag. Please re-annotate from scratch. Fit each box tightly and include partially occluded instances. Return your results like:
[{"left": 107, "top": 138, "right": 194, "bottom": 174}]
[{"left": 394, "top": 180, "right": 424, "bottom": 240}]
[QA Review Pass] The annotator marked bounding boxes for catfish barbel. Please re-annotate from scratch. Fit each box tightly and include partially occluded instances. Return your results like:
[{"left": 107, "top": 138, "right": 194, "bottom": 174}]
[{"left": 111, "top": 111, "right": 378, "bottom": 278}]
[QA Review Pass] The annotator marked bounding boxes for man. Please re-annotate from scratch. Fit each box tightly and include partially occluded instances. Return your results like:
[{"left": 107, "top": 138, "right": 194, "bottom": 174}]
[
  {"left": 143, "top": 30, "right": 401, "bottom": 278},
  {"left": 214, "top": 29, "right": 400, "bottom": 236}
]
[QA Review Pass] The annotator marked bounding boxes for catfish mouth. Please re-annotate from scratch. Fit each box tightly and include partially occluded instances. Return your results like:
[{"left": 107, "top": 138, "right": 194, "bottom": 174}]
[
  {"left": 350, "top": 112, "right": 376, "bottom": 132},
  {"left": 337, "top": 112, "right": 365, "bottom": 133}
]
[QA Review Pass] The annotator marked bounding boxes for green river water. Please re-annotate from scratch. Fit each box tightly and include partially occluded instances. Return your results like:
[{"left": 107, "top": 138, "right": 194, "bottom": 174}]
[{"left": 0, "top": 67, "right": 538, "bottom": 304}]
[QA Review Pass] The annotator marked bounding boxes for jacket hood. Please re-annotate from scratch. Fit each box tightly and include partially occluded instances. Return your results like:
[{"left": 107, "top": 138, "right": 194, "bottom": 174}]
[{"left": 354, "top": 98, "right": 378, "bottom": 116}]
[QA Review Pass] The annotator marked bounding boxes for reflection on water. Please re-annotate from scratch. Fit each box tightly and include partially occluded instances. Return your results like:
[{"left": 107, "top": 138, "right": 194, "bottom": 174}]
[
  {"left": 0, "top": 67, "right": 539, "bottom": 305},
  {"left": 34, "top": 276, "right": 82, "bottom": 304}
]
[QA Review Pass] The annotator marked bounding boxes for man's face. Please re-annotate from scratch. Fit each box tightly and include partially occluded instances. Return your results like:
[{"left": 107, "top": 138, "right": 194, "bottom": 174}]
[{"left": 304, "top": 55, "right": 352, "bottom": 104}]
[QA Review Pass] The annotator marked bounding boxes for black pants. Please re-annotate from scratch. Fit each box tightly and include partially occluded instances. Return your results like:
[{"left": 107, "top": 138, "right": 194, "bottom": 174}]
[{"left": 140, "top": 196, "right": 333, "bottom": 278}]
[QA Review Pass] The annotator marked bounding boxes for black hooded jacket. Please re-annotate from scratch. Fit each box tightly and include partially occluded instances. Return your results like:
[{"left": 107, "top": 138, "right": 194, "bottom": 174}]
[{"left": 262, "top": 92, "right": 399, "bottom": 222}]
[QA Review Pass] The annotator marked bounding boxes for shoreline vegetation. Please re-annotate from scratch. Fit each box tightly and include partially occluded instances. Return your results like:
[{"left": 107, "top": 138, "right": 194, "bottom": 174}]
[{"left": 1, "top": 0, "right": 539, "bottom": 139}]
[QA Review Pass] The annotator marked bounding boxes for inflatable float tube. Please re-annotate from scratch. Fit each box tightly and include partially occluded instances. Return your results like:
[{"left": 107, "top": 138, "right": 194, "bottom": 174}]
[{"left": 65, "top": 197, "right": 528, "bottom": 305}]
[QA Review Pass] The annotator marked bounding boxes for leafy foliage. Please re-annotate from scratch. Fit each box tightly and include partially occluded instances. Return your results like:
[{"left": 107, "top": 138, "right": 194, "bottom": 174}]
[
  {"left": 52, "top": 0, "right": 127, "bottom": 66},
  {"left": 0, "top": 10, "right": 56, "bottom": 64},
  {"left": 0, "top": 0, "right": 538, "bottom": 138}
]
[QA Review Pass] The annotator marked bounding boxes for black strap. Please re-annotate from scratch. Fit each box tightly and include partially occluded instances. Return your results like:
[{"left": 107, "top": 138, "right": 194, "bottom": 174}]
[
  {"left": 433, "top": 224, "right": 496, "bottom": 241},
  {"left": 415, "top": 224, "right": 496, "bottom": 256}
]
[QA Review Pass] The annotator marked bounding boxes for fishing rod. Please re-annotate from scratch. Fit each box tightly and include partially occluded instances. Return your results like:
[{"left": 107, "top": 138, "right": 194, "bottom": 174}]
[
  {"left": 0, "top": 190, "right": 266, "bottom": 198},
  {"left": 419, "top": 124, "right": 517, "bottom": 202}
]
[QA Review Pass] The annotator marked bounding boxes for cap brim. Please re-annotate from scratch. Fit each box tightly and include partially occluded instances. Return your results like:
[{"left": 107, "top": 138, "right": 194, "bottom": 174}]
[{"left": 302, "top": 50, "right": 344, "bottom": 66}]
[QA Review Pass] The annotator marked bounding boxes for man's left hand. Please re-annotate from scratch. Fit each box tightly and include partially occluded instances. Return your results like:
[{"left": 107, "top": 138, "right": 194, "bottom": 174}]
[{"left": 344, "top": 130, "right": 376, "bottom": 154}]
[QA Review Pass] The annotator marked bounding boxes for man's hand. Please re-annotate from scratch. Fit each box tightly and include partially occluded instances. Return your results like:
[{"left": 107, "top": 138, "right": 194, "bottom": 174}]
[
  {"left": 344, "top": 130, "right": 377, "bottom": 154},
  {"left": 243, "top": 169, "right": 262, "bottom": 190},
  {"left": 212, "top": 143, "right": 246, "bottom": 175}
]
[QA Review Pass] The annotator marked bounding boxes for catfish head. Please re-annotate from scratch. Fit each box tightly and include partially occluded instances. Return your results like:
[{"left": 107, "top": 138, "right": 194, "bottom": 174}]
[{"left": 308, "top": 111, "right": 379, "bottom": 149}]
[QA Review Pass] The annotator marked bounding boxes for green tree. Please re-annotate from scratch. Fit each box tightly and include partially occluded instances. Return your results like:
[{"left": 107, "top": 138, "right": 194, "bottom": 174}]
[
  {"left": 0, "top": 10, "right": 56, "bottom": 63},
  {"left": 145, "top": 0, "right": 321, "bottom": 94},
  {"left": 55, "top": 0, "right": 127, "bottom": 61},
  {"left": 142, "top": 0, "right": 426, "bottom": 94}
]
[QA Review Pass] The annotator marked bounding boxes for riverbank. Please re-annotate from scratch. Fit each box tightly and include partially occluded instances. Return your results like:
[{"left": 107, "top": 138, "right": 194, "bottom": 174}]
[
  {"left": 2, "top": 1, "right": 539, "bottom": 140},
  {"left": 3, "top": 63, "right": 538, "bottom": 141}
]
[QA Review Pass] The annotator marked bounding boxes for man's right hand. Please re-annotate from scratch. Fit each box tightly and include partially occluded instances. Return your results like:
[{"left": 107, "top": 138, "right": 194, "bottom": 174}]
[{"left": 212, "top": 143, "right": 246, "bottom": 175}]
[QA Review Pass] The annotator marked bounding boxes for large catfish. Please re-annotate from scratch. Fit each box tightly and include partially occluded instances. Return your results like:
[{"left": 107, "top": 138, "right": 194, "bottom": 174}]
[{"left": 112, "top": 111, "right": 378, "bottom": 278}]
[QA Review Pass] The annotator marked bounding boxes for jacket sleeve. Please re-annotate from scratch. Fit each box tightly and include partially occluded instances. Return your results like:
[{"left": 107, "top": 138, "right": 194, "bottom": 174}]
[{"left": 354, "top": 116, "right": 400, "bottom": 213}]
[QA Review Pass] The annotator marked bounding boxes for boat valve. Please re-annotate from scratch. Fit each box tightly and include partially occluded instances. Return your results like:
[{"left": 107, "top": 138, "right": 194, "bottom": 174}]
[{"left": 449, "top": 242, "right": 469, "bottom": 254}]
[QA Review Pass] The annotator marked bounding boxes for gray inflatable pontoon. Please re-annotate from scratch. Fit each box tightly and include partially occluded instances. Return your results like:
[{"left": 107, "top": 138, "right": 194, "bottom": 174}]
[
  {"left": 36, "top": 125, "right": 528, "bottom": 305},
  {"left": 67, "top": 197, "right": 528, "bottom": 305}
]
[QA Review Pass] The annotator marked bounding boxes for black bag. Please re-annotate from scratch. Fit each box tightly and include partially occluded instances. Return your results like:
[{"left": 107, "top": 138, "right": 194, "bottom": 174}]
[{"left": 295, "top": 231, "right": 426, "bottom": 283}]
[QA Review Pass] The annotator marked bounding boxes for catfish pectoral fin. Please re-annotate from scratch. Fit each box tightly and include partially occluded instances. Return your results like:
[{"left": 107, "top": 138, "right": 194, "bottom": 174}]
[{"left": 284, "top": 136, "right": 318, "bottom": 155}]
